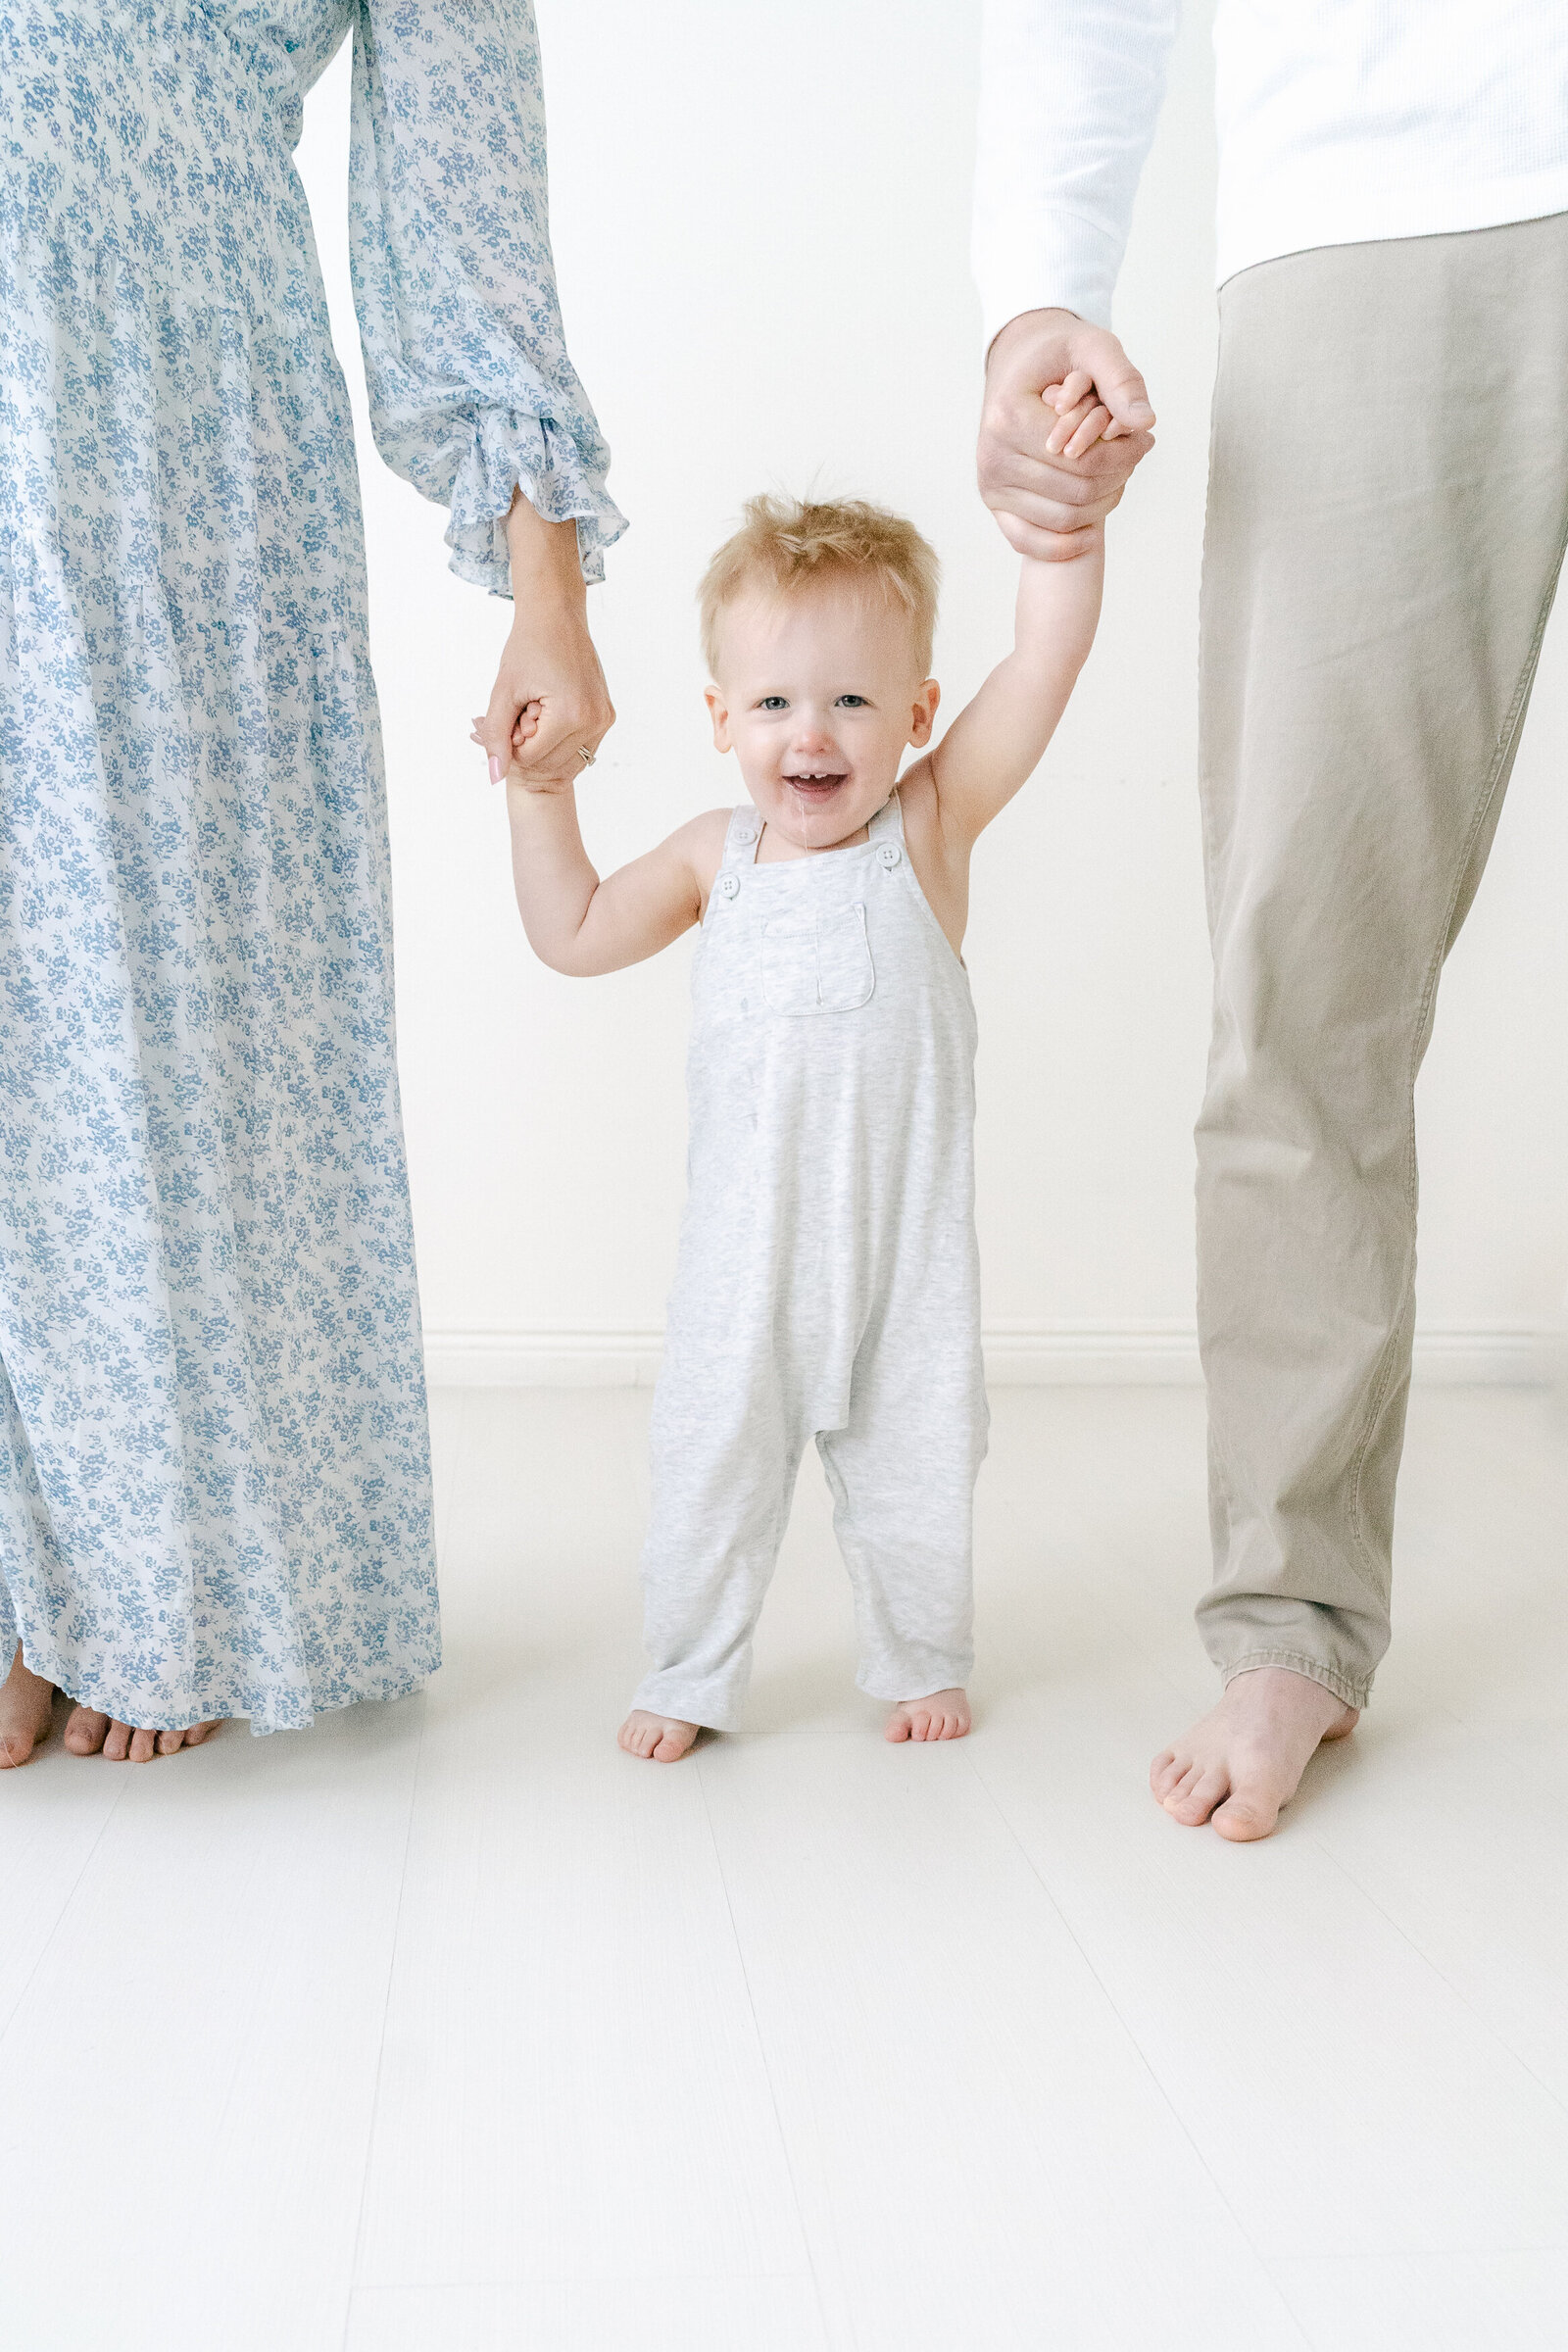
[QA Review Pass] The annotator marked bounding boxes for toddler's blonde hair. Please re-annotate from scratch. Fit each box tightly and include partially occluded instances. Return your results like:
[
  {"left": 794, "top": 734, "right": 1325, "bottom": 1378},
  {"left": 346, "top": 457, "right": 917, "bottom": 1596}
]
[{"left": 699, "top": 494, "right": 940, "bottom": 677}]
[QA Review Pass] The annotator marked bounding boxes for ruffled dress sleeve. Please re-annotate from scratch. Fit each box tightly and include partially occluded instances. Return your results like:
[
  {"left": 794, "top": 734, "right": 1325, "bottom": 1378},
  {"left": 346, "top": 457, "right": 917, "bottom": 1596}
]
[{"left": 348, "top": 0, "right": 626, "bottom": 589}]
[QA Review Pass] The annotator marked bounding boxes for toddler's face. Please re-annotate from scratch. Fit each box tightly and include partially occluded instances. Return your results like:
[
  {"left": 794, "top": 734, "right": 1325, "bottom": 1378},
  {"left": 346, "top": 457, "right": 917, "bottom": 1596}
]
[{"left": 706, "top": 581, "right": 938, "bottom": 853}]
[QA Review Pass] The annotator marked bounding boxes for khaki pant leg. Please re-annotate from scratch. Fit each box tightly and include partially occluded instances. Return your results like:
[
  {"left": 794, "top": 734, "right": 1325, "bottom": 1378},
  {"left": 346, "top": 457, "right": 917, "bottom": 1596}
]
[{"left": 1195, "top": 210, "right": 1568, "bottom": 1707}]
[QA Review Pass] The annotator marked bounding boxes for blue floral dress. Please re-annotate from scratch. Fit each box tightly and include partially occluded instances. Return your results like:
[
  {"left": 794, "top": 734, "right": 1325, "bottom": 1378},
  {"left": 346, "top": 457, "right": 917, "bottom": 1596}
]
[{"left": 0, "top": 2, "right": 623, "bottom": 1732}]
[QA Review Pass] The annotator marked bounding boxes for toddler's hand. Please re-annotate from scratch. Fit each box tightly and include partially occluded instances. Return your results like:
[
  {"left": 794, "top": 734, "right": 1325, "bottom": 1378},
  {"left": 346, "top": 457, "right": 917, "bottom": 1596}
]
[
  {"left": 1043, "top": 369, "right": 1118, "bottom": 460},
  {"left": 470, "top": 699, "right": 546, "bottom": 784}
]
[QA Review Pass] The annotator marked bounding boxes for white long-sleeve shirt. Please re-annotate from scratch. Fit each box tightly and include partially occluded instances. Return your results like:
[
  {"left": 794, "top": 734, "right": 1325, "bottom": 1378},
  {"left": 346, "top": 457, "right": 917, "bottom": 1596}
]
[{"left": 972, "top": 0, "right": 1568, "bottom": 344}]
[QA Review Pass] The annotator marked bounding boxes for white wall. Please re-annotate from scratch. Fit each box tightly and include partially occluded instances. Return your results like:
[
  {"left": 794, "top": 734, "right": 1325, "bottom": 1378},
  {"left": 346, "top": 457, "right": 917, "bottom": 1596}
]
[{"left": 296, "top": 0, "right": 1568, "bottom": 1380}]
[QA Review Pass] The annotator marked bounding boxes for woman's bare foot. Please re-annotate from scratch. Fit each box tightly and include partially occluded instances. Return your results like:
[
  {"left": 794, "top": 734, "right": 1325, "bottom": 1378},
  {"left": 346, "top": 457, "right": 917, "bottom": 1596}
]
[
  {"left": 62, "top": 1706, "right": 220, "bottom": 1762},
  {"left": 618, "top": 1709, "right": 700, "bottom": 1762},
  {"left": 0, "top": 1644, "right": 56, "bottom": 1767},
  {"left": 886, "top": 1687, "right": 970, "bottom": 1743},
  {"left": 1151, "top": 1666, "right": 1358, "bottom": 1841}
]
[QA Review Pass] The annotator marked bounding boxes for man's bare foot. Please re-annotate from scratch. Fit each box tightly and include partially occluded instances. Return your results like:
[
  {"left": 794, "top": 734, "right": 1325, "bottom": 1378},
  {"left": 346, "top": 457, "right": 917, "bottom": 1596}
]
[
  {"left": 1151, "top": 1666, "right": 1358, "bottom": 1841},
  {"left": 0, "top": 1644, "right": 56, "bottom": 1768},
  {"left": 618, "top": 1709, "right": 700, "bottom": 1762},
  {"left": 62, "top": 1706, "right": 220, "bottom": 1763},
  {"left": 886, "top": 1688, "right": 970, "bottom": 1743}
]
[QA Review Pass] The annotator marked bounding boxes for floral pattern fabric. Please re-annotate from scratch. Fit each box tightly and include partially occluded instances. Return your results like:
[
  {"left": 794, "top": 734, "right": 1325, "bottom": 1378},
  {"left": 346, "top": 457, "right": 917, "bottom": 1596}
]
[{"left": 0, "top": 0, "right": 623, "bottom": 1731}]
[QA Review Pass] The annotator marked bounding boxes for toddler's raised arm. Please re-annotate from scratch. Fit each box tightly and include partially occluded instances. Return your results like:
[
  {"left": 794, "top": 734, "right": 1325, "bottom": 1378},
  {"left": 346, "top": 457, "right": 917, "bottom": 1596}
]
[
  {"left": 919, "top": 522, "right": 1103, "bottom": 850},
  {"left": 507, "top": 764, "right": 719, "bottom": 976}
]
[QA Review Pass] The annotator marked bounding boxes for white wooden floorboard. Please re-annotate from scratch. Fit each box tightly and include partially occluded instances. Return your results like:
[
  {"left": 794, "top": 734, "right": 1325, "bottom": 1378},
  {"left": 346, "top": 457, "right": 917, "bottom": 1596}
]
[
  {"left": 354, "top": 1391, "right": 817, "bottom": 2302},
  {"left": 5, "top": 1384, "right": 1567, "bottom": 2348},
  {"left": 0, "top": 1729, "right": 125, "bottom": 2035},
  {"left": 346, "top": 2277, "right": 826, "bottom": 2350},
  {"left": 1270, "top": 2252, "right": 1568, "bottom": 2351},
  {"left": 966, "top": 1677, "right": 1568, "bottom": 2260},
  {"left": 0, "top": 1696, "right": 423, "bottom": 2352},
  {"left": 698, "top": 1731, "right": 1305, "bottom": 2352}
]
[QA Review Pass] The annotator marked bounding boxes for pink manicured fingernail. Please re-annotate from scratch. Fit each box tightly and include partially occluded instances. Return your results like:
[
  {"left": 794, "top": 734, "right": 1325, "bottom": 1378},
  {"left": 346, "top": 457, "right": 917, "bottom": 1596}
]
[{"left": 488, "top": 755, "right": 503, "bottom": 784}]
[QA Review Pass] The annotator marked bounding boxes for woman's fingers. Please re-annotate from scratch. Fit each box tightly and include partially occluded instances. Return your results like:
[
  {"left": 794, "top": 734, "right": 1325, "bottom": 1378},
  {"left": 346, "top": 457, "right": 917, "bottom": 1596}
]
[{"left": 475, "top": 610, "right": 613, "bottom": 782}]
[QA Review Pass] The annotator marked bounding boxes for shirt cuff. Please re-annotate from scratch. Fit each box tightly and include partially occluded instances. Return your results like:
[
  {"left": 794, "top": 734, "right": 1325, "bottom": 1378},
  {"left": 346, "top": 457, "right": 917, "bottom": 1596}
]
[
  {"left": 444, "top": 409, "right": 629, "bottom": 594},
  {"left": 973, "top": 209, "right": 1126, "bottom": 348}
]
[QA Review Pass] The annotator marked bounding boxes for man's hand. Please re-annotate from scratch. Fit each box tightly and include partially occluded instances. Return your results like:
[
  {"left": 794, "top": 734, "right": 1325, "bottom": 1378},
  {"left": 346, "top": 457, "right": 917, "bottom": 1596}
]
[{"left": 978, "top": 309, "right": 1155, "bottom": 561}]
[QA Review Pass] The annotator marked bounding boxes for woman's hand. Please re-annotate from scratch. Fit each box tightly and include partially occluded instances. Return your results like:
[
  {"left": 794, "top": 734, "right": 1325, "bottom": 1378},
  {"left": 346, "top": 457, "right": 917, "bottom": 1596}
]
[{"left": 470, "top": 493, "right": 615, "bottom": 786}]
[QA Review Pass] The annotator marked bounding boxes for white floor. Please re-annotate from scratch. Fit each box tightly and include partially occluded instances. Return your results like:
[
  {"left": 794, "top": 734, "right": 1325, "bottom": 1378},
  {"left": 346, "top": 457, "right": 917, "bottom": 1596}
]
[{"left": 4, "top": 1387, "right": 1568, "bottom": 2351}]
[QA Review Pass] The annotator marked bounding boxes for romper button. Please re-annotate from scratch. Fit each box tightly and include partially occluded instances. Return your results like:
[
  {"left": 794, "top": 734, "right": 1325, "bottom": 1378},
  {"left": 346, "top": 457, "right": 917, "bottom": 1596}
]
[
  {"left": 878, "top": 842, "right": 902, "bottom": 866},
  {"left": 717, "top": 872, "right": 740, "bottom": 900}
]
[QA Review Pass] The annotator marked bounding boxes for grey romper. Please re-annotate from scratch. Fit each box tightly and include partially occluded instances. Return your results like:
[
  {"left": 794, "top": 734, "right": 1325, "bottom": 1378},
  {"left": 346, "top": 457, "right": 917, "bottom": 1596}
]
[{"left": 634, "top": 793, "right": 989, "bottom": 1731}]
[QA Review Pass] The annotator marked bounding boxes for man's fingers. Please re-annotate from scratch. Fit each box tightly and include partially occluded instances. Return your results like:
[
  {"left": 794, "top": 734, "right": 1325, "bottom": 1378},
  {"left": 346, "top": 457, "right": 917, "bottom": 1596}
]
[
  {"left": 994, "top": 509, "right": 1108, "bottom": 564},
  {"left": 1091, "top": 347, "right": 1155, "bottom": 431}
]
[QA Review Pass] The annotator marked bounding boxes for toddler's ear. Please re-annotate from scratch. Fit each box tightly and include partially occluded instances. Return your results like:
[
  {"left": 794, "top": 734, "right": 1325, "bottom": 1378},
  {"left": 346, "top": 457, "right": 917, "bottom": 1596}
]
[
  {"left": 908, "top": 679, "right": 941, "bottom": 747},
  {"left": 704, "top": 684, "right": 733, "bottom": 753}
]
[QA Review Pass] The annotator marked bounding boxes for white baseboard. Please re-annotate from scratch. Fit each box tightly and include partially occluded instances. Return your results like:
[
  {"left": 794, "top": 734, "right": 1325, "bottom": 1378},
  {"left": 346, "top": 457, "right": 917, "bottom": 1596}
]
[{"left": 423, "top": 1321, "right": 1551, "bottom": 1391}]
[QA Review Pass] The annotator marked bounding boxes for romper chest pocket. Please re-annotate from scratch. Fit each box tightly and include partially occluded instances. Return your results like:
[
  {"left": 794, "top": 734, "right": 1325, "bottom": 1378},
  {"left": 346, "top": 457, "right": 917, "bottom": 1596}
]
[{"left": 760, "top": 902, "right": 875, "bottom": 1014}]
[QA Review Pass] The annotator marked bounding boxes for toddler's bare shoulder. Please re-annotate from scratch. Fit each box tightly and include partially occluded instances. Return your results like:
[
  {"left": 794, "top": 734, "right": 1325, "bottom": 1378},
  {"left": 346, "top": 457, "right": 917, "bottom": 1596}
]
[{"left": 669, "top": 806, "right": 738, "bottom": 900}]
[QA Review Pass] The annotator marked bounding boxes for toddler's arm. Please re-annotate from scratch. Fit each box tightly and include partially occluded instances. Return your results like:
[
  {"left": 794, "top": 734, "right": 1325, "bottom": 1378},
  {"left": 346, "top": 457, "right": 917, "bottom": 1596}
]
[
  {"left": 918, "top": 521, "right": 1103, "bottom": 850},
  {"left": 507, "top": 767, "right": 720, "bottom": 975}
]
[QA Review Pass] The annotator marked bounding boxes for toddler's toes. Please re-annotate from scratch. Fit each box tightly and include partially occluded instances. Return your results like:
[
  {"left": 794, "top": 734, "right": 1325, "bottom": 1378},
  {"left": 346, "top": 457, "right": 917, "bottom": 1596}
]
[
  {"left": 618, "top": 1709, "right": 699, "bottom": 1763},
  {"left": 885, "top": 1689, "right": 970, "bottom": 1743}
]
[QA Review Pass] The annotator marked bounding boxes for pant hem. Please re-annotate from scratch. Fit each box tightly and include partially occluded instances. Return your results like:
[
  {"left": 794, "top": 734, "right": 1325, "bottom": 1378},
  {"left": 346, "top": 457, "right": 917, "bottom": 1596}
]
[
  {"left": 630, "top": 1689, "right": 740, "bottom": 1735},
  {"left": 1219, "top": 1649, "right": 1370, "bottom": 1711}
]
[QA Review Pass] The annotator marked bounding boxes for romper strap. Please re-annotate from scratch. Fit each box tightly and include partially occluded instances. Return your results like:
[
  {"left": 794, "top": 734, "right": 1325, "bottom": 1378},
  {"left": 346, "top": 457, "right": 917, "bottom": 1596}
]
[
  {"left": 720, "top": 806, "right": 763, "bottom": 867},
  {"left": 868, "top": 792, "right": 905, "bottom": 843}
]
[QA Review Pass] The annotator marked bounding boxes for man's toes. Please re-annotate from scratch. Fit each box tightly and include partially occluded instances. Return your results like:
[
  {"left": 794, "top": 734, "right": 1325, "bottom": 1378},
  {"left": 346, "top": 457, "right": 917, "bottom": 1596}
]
[
  {"left": 64, "top": 1706, "right": 110, "bottom": 1755},
  {"left": 1211, "top": 1788, "right": 1280, "bottom": 1842},
  {"left": 1150, "top": 1748, "right": 1188, "bottom": 1800},
  {"left": 1164, "top": 1764, "right": 1230, "bottom": 1826}
]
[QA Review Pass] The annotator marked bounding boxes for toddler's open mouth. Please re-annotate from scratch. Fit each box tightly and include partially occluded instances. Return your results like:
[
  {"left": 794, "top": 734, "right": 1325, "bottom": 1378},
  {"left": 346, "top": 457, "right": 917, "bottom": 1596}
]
[{"left": 784, "top": 770, "right": 848, "bottom": 800}]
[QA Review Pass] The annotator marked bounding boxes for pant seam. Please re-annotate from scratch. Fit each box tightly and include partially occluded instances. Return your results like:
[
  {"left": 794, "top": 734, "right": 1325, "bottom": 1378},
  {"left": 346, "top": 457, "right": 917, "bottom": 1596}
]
[{"left": 1345, "top": 486, "right": 1568, "bottom": 1599}]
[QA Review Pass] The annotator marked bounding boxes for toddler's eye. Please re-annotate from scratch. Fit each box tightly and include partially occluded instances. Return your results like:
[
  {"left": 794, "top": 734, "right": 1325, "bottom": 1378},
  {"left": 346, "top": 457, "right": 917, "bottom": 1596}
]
[
  {"left": 837, "top": 694, "right": 869, "bottom": 708},
  {"left": 758, "top": 696, "right": 788, "bottom": 711}
]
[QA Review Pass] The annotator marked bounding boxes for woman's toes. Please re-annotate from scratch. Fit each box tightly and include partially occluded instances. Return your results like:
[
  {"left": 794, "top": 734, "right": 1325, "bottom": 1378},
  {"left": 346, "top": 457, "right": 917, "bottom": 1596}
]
[
  {"left": 102, "top": 1718, "right": 133, "bottom": 1762},
  {"left": 186, "top": 1722, "right": 218, "bottom": 1747},
  {"left": 65, "top": 1707, "right": 110, "bottom": 1755},
  {"left": 156, "top": 1727, "right": 186, "bottom": 1755},
  {"left": 126, "top": 1724, "right": 159, "bottom": 1763}
]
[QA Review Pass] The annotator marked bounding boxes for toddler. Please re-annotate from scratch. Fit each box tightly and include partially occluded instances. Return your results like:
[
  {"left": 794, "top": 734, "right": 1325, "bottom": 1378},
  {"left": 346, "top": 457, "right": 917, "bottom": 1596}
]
[{"left": 507, "top": 412, "right": 1106, "bottom": 1761}]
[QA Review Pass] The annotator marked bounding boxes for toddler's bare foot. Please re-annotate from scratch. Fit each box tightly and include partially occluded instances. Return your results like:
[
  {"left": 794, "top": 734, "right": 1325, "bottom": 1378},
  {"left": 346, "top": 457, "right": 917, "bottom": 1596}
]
[
  {"left": 63, "top": 1706, "right": 220, "bottom": 1762},
  {"left": 1151, "top": 1665, "right": 1357, "bottom": 1841},
  {"left": 885, "top": 1687, "right": 970, "bottom": 1743},
  {"left": 0, "top": 1644, "right": 55, "bottom": 1768},
  {"left": 618, "top": 1709, "right": 700, "bottom": 1762}
]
